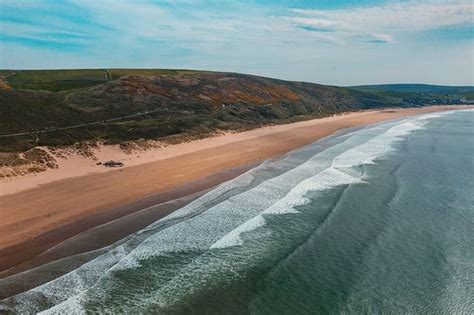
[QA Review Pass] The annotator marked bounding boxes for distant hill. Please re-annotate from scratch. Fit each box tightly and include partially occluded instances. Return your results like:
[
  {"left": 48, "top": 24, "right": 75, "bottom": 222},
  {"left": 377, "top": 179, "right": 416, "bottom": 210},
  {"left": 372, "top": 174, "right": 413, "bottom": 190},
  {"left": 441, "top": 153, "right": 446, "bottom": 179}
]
[
  {"left": 0, "top": 70, "right": 469, "bottom": 152},
  {"left": 350, "top": 84, "right": 474, "bottom": 104},
  {"left": 350, "top": 83, "right": 474, "bottom": 93}
]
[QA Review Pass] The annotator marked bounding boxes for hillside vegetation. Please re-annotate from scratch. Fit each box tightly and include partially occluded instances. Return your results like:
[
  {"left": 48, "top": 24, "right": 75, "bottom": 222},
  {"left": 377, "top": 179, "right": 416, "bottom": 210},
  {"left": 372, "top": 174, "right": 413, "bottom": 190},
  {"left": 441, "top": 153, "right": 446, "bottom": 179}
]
[{"left": 0, "top": 70, "right": 468, "bottom": 153}]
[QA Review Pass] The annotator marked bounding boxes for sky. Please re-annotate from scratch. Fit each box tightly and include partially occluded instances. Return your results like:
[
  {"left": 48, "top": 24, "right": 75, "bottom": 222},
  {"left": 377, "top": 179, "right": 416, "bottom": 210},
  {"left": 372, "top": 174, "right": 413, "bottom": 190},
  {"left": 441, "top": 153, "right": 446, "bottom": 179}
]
[{"left": 0, "top": 0, "right": 473, "bottom": 86}]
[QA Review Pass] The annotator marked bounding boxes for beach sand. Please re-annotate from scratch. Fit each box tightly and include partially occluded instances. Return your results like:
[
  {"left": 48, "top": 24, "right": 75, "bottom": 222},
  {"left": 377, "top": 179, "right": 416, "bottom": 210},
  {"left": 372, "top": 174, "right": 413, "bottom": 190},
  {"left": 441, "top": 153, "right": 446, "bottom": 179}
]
[{"left": 0, "top": 105, "right": 470, "bottom": 275}]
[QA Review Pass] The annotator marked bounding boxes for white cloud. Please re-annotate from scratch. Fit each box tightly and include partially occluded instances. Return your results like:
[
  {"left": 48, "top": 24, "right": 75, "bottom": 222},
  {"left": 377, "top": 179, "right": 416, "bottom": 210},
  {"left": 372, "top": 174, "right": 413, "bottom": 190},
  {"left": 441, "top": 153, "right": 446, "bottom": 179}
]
[
  {"left": 290, "top": 0, "right": 473, "bottom": 42},
  {"left": 290, "top": 17, "right": 343, "bottom": 29}
]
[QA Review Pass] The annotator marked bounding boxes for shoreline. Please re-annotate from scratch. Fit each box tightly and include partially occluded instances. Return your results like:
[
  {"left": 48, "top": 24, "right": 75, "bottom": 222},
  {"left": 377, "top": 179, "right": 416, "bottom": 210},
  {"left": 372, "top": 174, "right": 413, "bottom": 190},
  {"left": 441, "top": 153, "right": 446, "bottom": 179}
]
[
  {"left": 0, "top": 163, "right": 257, "bottom": 294},
  {"left": 0, "top": 105, "right": 471, "bottom": 275}
]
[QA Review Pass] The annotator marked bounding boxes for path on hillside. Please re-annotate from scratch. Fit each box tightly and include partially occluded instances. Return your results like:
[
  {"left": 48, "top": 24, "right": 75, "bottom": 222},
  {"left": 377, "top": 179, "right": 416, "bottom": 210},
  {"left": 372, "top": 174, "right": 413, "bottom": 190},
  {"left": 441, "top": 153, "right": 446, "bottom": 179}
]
[{"left": 0, "top": 109, "right": 167, "bottom": 138}]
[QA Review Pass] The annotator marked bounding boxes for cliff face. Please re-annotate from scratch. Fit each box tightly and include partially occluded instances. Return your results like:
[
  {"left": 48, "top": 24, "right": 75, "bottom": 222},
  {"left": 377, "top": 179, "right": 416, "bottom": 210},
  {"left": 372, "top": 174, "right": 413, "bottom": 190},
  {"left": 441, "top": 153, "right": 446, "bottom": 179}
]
[{"left": 1, "top": 71, "right": 393, "bottom": 152}]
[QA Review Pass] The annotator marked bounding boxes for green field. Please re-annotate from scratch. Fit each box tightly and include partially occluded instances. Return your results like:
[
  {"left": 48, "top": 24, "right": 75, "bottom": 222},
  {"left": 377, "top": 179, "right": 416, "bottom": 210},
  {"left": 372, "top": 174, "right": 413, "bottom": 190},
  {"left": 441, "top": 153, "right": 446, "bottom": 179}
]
[
  {"left": 2, "top": 69, "right": 107, "bottom": 91},
  {"left": 0, "top": 69, "right": 205, "bottom": 91}
]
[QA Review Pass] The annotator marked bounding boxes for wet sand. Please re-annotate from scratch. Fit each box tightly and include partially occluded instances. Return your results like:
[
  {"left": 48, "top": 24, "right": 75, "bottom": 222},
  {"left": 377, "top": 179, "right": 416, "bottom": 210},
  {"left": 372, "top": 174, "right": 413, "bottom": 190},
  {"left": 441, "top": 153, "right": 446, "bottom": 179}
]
[
  {"left": 0, "top": 163, "right": 256, "bottom": 298},
  {"left": 0, "top": 105, "right": 470, "bottom": 276}
]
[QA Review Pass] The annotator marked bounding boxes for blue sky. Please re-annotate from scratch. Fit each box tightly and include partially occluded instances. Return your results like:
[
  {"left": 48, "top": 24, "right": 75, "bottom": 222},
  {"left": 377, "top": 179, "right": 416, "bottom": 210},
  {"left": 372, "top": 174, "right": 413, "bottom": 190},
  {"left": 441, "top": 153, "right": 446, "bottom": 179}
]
[{"left": 0, "top": 0, "right": 472, "bottom": 85}]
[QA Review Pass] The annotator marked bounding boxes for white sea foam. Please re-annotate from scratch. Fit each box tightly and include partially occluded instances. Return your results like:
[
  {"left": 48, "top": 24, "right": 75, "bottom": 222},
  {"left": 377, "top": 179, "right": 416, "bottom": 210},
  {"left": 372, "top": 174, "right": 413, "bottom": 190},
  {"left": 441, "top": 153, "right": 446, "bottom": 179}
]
[
  {"left": 264, "top": 167, "right": 364, "bottom": 215},
  {"left": 8, "top": 244, "right": 129, "bottom": 314},
  {"left": 210, "top": 215, "right": 267, "bottom": 249}
]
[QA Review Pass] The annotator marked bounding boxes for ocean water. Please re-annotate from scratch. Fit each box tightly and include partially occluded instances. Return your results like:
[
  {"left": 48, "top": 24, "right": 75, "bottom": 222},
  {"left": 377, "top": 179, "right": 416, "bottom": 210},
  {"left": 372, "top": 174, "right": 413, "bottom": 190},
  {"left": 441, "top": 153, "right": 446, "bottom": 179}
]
[{"left": 1, "top": 109, "right": 473, "bottom": 314}]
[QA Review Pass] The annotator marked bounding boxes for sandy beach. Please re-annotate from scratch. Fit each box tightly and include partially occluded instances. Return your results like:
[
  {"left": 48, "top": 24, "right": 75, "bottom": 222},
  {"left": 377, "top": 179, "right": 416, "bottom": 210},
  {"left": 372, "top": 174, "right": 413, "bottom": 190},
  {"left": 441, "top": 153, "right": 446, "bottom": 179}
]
[{"left": 0, "top": 105, "right": 470, "bottom": 274}]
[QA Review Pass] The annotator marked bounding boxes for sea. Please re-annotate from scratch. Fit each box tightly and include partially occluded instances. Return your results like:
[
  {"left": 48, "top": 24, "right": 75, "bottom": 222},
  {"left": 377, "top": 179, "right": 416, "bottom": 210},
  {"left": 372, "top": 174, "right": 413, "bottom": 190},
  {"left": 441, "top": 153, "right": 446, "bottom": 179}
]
[{"left": 1, "top": 108, "right": 473, "bottom": 314}]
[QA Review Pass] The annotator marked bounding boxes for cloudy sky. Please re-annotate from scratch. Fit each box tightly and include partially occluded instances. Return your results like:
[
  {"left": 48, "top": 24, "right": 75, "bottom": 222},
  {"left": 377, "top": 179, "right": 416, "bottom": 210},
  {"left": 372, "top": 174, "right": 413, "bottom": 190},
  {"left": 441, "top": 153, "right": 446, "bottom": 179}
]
[{"left": 0, "top": 0, "right": 472, "bottom": 85}]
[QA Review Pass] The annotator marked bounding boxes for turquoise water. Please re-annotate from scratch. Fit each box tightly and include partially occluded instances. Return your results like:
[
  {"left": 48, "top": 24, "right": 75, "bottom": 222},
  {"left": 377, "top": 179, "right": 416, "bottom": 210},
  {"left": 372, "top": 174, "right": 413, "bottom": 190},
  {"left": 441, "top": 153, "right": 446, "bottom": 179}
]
[{"left": 1, "top": 109, "right": 473, "bottom": 314}]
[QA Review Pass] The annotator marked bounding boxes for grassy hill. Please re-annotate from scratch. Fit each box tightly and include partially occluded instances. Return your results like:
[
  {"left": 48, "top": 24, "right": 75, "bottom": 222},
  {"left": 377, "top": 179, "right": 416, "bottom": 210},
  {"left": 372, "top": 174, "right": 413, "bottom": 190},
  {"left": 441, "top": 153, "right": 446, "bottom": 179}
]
[
  {"left": 0, "top": 70, "right": 468, "bottom": 153},
  {"left": 350, "top": 84, "right": 474, "bottom": 104},
  {"left": 0, "top": 69, "right": 199, "bottom": 91}
]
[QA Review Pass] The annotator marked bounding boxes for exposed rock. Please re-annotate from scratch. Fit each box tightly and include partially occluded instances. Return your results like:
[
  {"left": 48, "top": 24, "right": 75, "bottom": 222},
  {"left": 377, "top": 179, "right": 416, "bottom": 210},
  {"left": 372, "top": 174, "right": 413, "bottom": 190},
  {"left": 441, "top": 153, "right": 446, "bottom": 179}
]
[{"left": 103, "top": 160, "right": 124, "bottom": 167}]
